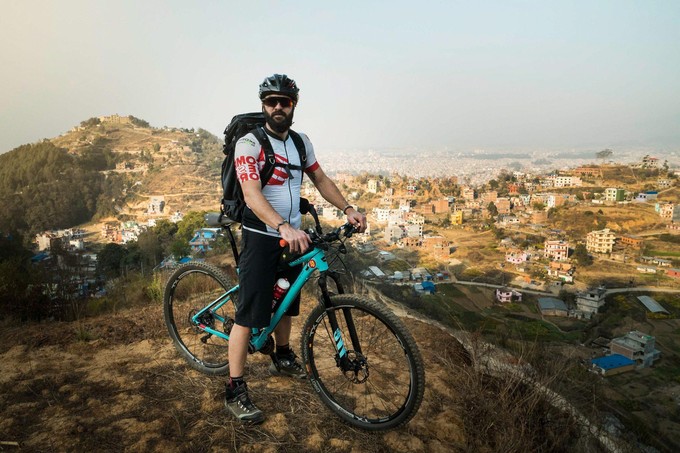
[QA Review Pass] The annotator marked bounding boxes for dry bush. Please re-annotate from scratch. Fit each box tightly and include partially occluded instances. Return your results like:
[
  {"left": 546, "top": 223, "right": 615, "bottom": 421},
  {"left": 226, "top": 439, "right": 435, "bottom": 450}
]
[{"left": 446, "top": 332, "right": 603, "bottom": 453}]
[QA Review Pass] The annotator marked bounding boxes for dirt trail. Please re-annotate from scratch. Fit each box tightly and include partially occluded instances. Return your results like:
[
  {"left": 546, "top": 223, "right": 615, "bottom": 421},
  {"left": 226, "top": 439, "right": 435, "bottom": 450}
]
[{"left": 0, "top": 300, "right": 469, "bottom": 452}]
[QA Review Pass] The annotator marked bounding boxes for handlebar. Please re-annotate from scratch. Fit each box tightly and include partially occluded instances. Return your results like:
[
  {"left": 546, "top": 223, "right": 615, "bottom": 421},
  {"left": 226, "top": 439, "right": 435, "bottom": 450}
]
[{"left": 279, "top": 223, "right": 356, "bottom": 250}]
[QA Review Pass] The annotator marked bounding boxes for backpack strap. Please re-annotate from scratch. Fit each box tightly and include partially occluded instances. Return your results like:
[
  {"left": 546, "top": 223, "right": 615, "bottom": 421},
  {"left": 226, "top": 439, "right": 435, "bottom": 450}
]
[
  {"left": 252, "top": 127, "right": 308, "bottom": 186},
  {"left": 288, "top": 130, "right": 307, "bottom": 185},
  {"left": 251, "top": 126, "right": 276, "bottom": 188}
]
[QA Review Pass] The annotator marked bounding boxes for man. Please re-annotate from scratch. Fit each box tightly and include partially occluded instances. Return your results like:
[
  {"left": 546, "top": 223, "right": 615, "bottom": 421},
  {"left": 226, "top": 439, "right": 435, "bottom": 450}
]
[{"left": 225, "top": 74, "right": 367, "bottom": 423}]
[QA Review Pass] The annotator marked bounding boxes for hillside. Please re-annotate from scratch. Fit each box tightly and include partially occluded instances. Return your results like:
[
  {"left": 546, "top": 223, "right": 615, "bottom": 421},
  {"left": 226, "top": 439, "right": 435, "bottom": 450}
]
[
  {"left": 0, "top": 116, "right": 223, "bottom": 237},
  {"left": 0, "top": 297, "right": 468, "bottom": 452},
  {"left": 51, "top": 117, "right": 224, "bottom": 217},
  {"left": 0, "top": 289, "right": 605, "bottom": 452}
]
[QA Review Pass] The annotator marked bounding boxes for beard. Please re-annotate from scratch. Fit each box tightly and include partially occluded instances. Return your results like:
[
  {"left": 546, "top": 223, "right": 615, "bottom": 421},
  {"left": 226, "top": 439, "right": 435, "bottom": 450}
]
[{"left": 263, "top": 108, "right": 294, "bottom": 134}]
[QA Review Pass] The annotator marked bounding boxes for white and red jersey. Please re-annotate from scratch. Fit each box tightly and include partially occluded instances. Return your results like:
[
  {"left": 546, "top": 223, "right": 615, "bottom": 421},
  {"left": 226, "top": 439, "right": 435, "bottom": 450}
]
[{"left": 234, "top": 128, "right": 319, "bottom": 236}]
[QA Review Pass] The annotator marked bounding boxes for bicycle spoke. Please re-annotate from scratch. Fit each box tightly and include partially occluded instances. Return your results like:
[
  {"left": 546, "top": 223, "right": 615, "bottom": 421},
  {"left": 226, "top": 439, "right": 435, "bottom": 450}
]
[
  {"left": 303, "top": 295, "right": 424, "bottom": 429},
  {"left": 164, "top": 263, "right": 235, "bottom": 376}
]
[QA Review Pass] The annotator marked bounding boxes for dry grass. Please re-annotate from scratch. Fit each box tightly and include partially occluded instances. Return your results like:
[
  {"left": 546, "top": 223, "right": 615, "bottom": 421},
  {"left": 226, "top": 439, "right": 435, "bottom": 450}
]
[{"left": 2, "top": 282, "right": 644, "bottom": 452}]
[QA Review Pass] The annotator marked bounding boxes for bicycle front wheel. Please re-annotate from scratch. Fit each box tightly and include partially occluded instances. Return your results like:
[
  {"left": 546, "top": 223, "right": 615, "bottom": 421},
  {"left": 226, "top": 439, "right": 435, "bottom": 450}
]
[
  {"left": 301, "top": 295, "right": 425, "bottom": 431},
  {"left": 163, "top": 262, "right": 236, "bottom": 376}
]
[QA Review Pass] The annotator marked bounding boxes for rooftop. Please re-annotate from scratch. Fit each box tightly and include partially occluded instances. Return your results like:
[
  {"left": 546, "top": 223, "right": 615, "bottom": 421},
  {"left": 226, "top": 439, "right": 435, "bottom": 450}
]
[
  {"left": 636, "top": 296, "right": 670, "bottom": 314},
  {"left": 591, "top": 354, "right": 636, "bottom": 370}
]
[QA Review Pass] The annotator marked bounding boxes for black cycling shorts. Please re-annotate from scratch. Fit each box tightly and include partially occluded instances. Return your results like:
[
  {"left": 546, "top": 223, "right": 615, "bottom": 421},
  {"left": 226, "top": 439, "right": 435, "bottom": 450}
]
[{"left": 236, "top": 228, "right": 302, "bottom": 328}]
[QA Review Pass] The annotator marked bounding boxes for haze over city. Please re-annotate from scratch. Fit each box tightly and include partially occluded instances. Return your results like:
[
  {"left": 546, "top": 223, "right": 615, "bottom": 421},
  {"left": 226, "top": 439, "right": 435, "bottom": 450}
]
[{"left": 2, "top": 0, "right": 679, "bottom": 155}]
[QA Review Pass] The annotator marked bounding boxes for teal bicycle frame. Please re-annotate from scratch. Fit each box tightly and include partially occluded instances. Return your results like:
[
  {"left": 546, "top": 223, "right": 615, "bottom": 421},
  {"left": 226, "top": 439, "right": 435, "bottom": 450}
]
[{"left": 189, "top": 242, "right": 336, "bottom": 353}]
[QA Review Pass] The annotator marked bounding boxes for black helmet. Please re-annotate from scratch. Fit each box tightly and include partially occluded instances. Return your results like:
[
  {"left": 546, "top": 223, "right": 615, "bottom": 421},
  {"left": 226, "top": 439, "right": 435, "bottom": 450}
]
[{"left": 259, "top": 74, "right": 299, "bottom": 102}]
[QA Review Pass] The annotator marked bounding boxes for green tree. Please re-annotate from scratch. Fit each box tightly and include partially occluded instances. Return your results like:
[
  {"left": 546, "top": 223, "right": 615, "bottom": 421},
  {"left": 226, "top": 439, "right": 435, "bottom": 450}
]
[
  {"left": 487, "top": 202, "right": 498, "bottom": 217},
  {"left": 573, "top": 243, "right": 593, "bottom": 266},
  {"left": 97, "top": 243, "right": 127, "bottom": 278},
  {"left": 176, "top": 211, "right": 206, "bottom": 242},
  {"left": 129, "top": 116, "right": 150, "bottom": 128},
  {"left": 80, "top": 117, "right": 101, "bottom": 127},
  {"left": 596, "top": 149, "right": 613, "bottom": 161},
  {"left": 170, "top": 239, "right": 191, "bottom": 259}
]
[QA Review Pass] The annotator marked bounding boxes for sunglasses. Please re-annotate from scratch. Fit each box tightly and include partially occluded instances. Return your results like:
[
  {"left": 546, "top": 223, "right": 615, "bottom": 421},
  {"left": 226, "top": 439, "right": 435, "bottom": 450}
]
[{"left": 262, "top": 97, "right": 294, "bottom": 108}]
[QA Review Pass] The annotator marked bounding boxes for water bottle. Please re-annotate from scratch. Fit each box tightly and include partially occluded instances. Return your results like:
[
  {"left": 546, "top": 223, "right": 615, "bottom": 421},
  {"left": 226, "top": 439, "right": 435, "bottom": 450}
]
[{"left": 272, "top": 277, "right": 290, "bottom": 311}]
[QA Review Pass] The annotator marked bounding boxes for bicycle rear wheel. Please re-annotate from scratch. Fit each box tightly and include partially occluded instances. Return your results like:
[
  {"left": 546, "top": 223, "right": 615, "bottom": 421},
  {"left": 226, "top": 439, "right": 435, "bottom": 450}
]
[
  {"left": 163, "top": 262, "right": 235, "bottom": 376},
  {"left": 301, "top": 295, "right": 425, "bottom": 431}
]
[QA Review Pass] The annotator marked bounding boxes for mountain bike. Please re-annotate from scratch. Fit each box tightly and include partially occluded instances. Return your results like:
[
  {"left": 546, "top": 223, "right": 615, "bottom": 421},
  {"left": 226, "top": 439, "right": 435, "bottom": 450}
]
[{"left": 163, "top": 202, "right": 425, "bottom": 431}]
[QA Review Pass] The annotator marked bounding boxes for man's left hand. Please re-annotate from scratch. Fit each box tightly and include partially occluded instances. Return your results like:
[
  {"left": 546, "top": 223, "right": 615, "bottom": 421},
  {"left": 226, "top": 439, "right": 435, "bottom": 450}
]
[{"left": 347, "top": 210, "right": 367, "bottom": 233}]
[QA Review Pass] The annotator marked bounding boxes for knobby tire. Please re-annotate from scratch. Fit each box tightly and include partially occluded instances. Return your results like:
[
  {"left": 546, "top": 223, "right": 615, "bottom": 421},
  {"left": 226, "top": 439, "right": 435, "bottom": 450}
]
[
  {"left": 163, "top": 262, "right": 235, "bottom": 376},
  {"left": 301, "top": 294, "right": 425, "bottom": 431}
]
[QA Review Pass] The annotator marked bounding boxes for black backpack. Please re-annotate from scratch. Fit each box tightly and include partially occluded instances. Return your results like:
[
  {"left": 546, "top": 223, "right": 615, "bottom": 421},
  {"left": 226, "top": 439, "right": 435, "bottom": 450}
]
[{"left": 220, "top": 112, "right": 307, "bottom": 223}]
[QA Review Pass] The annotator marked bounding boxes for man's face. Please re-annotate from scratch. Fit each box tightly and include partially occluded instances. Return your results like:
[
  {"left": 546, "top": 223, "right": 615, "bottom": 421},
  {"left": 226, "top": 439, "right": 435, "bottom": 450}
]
[{"left": 262, "top": 95, "right": 295, "bottom": 133}]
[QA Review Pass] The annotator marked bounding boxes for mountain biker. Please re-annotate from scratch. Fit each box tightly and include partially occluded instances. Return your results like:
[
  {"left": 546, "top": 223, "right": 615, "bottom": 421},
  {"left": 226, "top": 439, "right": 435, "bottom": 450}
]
[{"left": 225, "top": 73, "right": 367, "bottom": 423}]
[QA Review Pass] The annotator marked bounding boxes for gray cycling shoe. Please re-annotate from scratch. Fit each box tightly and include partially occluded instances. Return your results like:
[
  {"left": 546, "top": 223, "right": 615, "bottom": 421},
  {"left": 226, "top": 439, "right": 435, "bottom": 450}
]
[
  {"left": 269, "top": 351, "right": 307, "bottom": 379},
  {"left": 224, "top": 382, "right": 264, "bottom": 424}
]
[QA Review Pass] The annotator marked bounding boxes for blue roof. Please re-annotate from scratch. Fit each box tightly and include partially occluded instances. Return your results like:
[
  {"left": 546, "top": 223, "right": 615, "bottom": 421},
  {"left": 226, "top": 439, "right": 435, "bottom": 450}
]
[{"left": 591, "top": 354, "right": 635, "bottom": 370}]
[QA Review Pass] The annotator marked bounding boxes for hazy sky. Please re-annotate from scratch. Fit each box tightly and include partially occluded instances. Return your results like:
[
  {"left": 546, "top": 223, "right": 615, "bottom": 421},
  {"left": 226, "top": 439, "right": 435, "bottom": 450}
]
[{"left": 2, "top": 0, "right": 679, "bottom": 154}]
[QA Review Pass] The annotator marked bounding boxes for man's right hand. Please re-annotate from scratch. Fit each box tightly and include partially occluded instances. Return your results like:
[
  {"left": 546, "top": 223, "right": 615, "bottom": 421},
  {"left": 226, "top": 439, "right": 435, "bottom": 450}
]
[{"left": 279, "top": 223, "right": 311, "bottom": 253}]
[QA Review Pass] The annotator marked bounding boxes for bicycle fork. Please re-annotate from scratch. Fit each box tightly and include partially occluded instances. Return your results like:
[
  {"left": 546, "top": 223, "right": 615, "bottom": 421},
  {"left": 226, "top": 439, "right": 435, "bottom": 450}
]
[{"left": 318, "top": 275, "right": 367, "bottom": 381}]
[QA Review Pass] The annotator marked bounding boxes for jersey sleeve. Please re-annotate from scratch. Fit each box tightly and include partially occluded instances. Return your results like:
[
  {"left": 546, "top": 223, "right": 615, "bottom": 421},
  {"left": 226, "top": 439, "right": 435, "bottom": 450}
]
[
  {"left": 299, "top": 132, "right": 320, "bottom": 173},
  {"left": 234, "top": 133, "right": 262, "bottom": 184}
]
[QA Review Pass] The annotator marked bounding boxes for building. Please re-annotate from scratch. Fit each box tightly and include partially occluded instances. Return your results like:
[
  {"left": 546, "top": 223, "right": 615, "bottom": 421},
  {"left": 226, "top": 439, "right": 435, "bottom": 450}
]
[
  {"left": 552, "top": 175, "right": 582, "bottom": 188},
  {"left": 399, "top": 236, "right": 422, "bottom": 248},
  {"left": 659, "top": 203, "right": 680, "bottom": 222},
  {"left": 610, "top": 331, "right": 661, "bottom": 367},
  {"left": 495, "top": 288, "right": 522, "bottom": 303},
  {"left": 636, "top": 296, "right": 669, "bottom": 315},
  {"left": 99, "top": 114, "right": 132, "bottom": 124},
  {"left": 495, "top": 197, "right": 511, "bottom": 215},
  {"left": 547, "top": 261, "right": 574, "bottom": 282},
  {"left": 148, "top": 196, "right": 165, "bottom": 214},
  {"left": 480, "top": 191, "right": 497, "bottom": 204},
  {"left": 667, "top": 268, "right": 680, "bottom": 279},
  {"left": 450, "top": 210, "right": 463, "bottom": 225},
  {"left": 462, "top": 187, "right": 475, "bottom": 201},
  {"left": 619, "top": 235, "right": 643, "bottom": 249},
  {"left": 367, "top": 179, "right": 378, "bottom": 194},
  {"left": 189, "top": 228, "right": 221, "bottom": 252},
  {"left": 604, "top": 188, "right": 625, "bottom": 202},
  {"left": 414, "top": 281, "right": 436, "bottom": 294},
  {"left": 639, "top": 155, "right": 659, "bottom": 169},
  {"left": 384, "top": 224, "right": 405, "bottom": 243},
  {"left": 422, "top": 235, "right": 450, "bottom": 260},
  {"left": 590, "top": 355, "right": 637, "bottom": 376},
  {"left": 432, "top": 198, "right": 450, "bottom": 214},
  {"left": 505, "top": 250, "right": 530, "bottom": 265},
  {"left": 634, "top": 191, "right": 658, "bottom": 203},
  {"left": 576, "top": 286, "right": 607, "bottom": 314},
  {"left": 586, "top": 228, "right": 616, "bottom": 254},
  {"left": 572, "top": 166, "right": 603, "bottom": 178},
  {"left": 538, "top": 297, "right": 568, "bottom": 317},
  {"left": 544, "top": 240, "right": 569, "bottom": 261}
]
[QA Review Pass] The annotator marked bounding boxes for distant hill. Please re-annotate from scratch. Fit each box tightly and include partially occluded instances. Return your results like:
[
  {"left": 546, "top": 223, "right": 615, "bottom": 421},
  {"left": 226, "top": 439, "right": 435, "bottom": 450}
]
[{"left": 0, "top": 116, "right": 223, "bottom": 238}]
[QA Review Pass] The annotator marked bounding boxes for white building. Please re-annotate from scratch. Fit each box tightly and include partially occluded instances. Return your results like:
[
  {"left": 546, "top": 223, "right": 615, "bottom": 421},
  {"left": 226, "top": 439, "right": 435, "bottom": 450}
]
[
  {"left": 586, "top": 228, "right": 616, "bottom": 254},
  {"left": 544, "top": 240, "right": 569, "bottom": 261},
  {"left": 576, "top": 286, "right": 607, "bottom": 314}
]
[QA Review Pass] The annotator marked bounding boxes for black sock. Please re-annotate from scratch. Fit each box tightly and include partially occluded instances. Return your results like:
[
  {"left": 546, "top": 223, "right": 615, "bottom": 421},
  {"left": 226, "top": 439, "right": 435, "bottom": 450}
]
[
  {"left": 276, "top": 344, "right": 292, "bottom": 356},
  {"left": 229, "top": 376, "right": 245, "bottom": 389}
]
